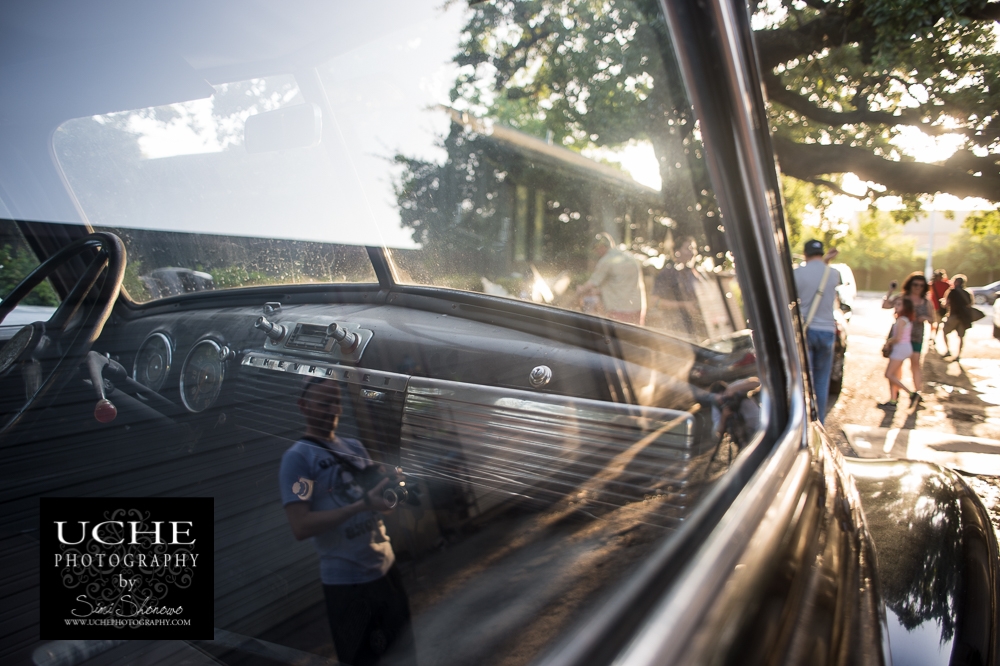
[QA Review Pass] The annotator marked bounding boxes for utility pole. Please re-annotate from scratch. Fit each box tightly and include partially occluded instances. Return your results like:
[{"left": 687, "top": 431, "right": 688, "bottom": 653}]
[{"left": 924, "top": 210, "right": 935, "bottom": 278}]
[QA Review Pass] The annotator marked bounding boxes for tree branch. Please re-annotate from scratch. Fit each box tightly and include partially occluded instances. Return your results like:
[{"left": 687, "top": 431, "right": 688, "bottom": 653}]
[
  {"left": 967, "top": 2, "right": 1000, "bottom": 21},
  {"left": 764, "top": 72, "right": 960, "bottom": 135},
  {"left": 754, "top": 12, "right": 870, "bottom": 70},
  {"left": 755, "top": 2, "right": 1000, "bottom": 68},
  {"left": 805, "top": 177, "right": 877, "bottom": 199},
  {"left": 944, "top": 149, "right": 1000, "bottom": 172},
  {"left": 773, "top": 137, "right": 1000, "bottom": 200}
]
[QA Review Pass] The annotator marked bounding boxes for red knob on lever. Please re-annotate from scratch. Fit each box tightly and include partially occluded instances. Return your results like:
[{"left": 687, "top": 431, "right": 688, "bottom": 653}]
[
  {"left": 86, "top": 352, "right": 118, "bottom": 423},
  {"left": 94, "top": 398, "right": 117, "bottom": 423}
]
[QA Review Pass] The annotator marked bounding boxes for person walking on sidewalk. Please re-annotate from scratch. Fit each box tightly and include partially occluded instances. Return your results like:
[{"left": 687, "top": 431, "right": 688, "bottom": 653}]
[
  {"left": 943, "top": 274, "right": 974, "bottom": 361},
  {"left": 879, "top": 297, "right": 916, "bottom": 409},
  {"left": 882, "top": 271, "right": 932, "bottom": 400},
  {"left": 929, "top": 269, "right": 951, "bottom": 346},
  {"left": 793, "top": 239, "right": 841, "bottom": 423}
]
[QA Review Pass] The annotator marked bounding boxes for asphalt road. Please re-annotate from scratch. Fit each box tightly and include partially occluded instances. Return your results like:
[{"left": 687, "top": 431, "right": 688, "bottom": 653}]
[{"left": 823, "top": 291, "right": 1000, "bottom": 537}]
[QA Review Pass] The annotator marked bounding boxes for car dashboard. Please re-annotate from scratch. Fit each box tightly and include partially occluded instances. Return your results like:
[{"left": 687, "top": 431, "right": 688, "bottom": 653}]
[{"left": 11, "top": 290, "right": 748, "bottom": 650}]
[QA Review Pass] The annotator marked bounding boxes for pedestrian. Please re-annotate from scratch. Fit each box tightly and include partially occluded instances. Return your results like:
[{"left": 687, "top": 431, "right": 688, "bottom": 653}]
[
  {"left": 576, "top": 232, "right": 646, "bottom": 326},
  {"left": 943, "top": 274, "right": 974, "bottom": 361},
  {"left": 793, "top": 239, "right": 841, "bottom": 423},
  {"left": 878, "top": 297, "right": 916, "bottom": 409},
  {"left": 881, "top": 271, "right": 931, "bottom": 400},
  {"left": 929, "top": 269, "right": 951, "bottom": 346}
]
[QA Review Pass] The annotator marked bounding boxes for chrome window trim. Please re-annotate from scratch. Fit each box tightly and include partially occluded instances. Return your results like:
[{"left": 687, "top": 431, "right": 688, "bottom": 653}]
[{"left": 614, "top": 395, "right": 807, "bottom": 665}]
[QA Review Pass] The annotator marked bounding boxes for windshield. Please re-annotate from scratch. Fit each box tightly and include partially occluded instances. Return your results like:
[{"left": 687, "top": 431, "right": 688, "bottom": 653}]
[{"left": 52, "top": 0, "right": 739, "bottom": 346}]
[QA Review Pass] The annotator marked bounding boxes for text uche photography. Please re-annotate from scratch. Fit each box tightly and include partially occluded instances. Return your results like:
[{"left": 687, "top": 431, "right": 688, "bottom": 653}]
[{"left": 38, "top": 497, "right": 214, "bottom": 640}]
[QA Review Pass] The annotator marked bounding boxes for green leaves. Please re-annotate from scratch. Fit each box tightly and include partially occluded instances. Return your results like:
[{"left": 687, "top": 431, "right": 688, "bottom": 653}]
[
  {"left": 757, "top": 0, "right": 1000, "bottom": 201},
  {"left": 0, "top": 242, "right": 59, "bottom": 306},
  {"left": 963, "top": 208, "right": 1000, "bottom": 236}
]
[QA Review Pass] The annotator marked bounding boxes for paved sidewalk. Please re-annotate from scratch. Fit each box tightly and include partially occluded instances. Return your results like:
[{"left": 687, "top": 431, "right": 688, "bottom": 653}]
[
  {"left": 843, "top": 423, "right": 1000, "bottom": 475},
  {"left": 834, "top": 302, "right": 1000, "bottom": 538},
  {"left": 840, "top": 341, "right": 1000, "bottom": 467}
]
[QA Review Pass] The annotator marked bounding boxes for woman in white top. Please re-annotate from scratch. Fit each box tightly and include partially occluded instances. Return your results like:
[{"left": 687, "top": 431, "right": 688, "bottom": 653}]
[
  {"left": 882, "top": 271, "right": 931, "bottom": 400},
  {"left": 879, "top": 297, "right": 916, "bottom": 409}
]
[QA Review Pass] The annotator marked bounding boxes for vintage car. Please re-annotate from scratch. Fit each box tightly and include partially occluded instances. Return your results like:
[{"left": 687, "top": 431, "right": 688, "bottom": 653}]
[{"left": 1, "top": 1, "right": 997, "bottom": 666}]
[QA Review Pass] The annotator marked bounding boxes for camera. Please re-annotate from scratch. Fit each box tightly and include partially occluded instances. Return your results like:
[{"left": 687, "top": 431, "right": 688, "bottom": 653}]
[
  {"left": 356, "top": 464, "right": 420, "bottom": 509},
  {"left": 890, "top": 280, "right": 898, "bottom": 289}
]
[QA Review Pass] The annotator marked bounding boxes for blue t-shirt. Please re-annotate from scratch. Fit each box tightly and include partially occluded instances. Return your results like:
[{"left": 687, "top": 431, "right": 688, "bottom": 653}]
[{"left": 279, "top": 436, "right": 394, "bottom": 585}]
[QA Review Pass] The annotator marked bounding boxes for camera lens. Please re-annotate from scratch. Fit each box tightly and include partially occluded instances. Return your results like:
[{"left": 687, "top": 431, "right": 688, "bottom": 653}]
[{"left": 383, "top": 488, "right": 399, "bottom": 509}]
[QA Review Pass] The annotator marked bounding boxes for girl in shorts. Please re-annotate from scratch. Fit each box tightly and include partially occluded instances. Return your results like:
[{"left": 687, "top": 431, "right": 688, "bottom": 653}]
[
  {"left": 879, "top": 297, "right": 916, "bottom": 409},
  {"left": 882, "top": 272, "right": 931, "bottom": 400}
]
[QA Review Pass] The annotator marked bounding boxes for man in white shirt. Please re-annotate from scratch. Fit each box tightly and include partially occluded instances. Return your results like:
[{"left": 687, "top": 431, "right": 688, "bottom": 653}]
[
  {"left": 577, "top": 232, "right": 646, "bottom": 325},
  {"left": 793, "top": 239, "right": 841, "bottom": 423}
]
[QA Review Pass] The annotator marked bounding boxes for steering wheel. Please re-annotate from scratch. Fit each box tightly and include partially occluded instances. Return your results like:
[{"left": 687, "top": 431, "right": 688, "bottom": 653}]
[{"left": 0, "top": 232, "right": 126, "bottom": 436}]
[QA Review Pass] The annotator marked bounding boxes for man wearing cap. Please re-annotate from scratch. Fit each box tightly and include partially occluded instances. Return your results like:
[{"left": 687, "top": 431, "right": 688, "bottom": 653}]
[
  {"left": 576, "top": 232, "right": 646, "bottom": 325},
  {"left": 793, "top": 239, "right": 841, "bottom": 423}
]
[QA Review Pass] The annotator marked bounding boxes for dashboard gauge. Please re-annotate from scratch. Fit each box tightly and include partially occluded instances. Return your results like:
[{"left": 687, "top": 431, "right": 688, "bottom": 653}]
[
  {"left": 180, "top": 339, "right": 225, "bottom": 413},
  {"left": 133, "top": 332, "right": 172, "bottom": 392}
]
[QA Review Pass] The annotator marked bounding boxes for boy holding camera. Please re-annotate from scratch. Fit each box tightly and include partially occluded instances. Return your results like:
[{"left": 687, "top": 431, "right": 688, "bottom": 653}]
[{"left": 280, "top": 377, "right": 414, "bottom": 666}]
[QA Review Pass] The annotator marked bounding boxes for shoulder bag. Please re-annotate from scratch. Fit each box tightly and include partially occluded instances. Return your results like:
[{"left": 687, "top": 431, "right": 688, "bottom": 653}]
[{"left": 804, "top": 264, "right": 833, "bottom": 329}]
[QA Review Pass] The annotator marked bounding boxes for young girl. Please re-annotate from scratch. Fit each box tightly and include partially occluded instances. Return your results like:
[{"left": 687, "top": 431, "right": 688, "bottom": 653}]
[
  {"left": 879, "top": 297, "right": 916, "bottom": 409},
  {"left": 882, "top": 271, "right": 931, "bottom": 400}
]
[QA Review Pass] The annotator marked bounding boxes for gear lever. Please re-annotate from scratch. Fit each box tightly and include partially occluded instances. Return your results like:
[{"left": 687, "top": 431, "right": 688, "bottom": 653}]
[{"left": 85, "top": 352, "right": 118, "bottom": 423}]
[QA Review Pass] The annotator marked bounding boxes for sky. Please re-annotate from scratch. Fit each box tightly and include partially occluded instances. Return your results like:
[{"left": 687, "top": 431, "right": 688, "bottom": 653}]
[{"left": 56, "top": 0, "right": 469, "bottom": 249}]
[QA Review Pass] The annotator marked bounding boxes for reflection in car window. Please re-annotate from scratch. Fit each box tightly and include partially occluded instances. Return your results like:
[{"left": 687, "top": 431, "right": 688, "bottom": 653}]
[
  {"left": 31, "top": 2, "right": 766, "bottom": 664},
  {"left": 0, "top": 219, "right": 61, "bottom": 316},
  {"left": 93, "top": 227, "right": 378, "bottom": 302}
]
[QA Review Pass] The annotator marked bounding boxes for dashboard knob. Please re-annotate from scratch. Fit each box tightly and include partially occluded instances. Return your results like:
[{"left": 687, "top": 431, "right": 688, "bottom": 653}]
[
  {"left": 325, "top": 323, "right": 359, "bottom": 353},
  {"left": 255, "top": 316, "right": 286, "bottom": 342},
  {"left": 529, "top": 365, "right": 552, "bottom": 388}
]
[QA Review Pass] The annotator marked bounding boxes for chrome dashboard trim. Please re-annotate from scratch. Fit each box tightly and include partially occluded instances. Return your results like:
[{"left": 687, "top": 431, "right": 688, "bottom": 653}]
[
  {"left": 400, "top": 376, "right": 702, "bottom": 519},
  {"left": 240, "top": 352, "right": 409, "bottom": 392}
]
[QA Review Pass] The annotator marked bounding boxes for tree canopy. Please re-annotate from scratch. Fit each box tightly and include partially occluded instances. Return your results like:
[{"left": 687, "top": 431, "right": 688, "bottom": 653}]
[
  {"left": 447, "top": 0, "right": 1000, "bottom": 210},
  {"left": 756, "top": 0, "right": 1000, "bottom": 203},
  {"left": 448, "top": 0, "right": 716, "bottom": 238}
]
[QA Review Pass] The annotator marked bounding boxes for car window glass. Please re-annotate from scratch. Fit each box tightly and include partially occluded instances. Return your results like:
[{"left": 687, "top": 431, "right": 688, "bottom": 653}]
[{"left": 23, "top": 2, "right": 768, "bottom": 664}]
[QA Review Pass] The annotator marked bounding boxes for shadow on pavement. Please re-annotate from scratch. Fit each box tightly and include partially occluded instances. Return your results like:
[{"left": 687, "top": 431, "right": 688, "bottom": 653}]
[{"left": 923, "top": 348, "right": 993, "bottom": 437}]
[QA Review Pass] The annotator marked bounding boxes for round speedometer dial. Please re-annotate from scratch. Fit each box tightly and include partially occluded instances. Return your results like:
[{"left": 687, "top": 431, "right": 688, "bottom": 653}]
[
  {"left": 133, "top": 332, "right": 172, "bottom": 392},
  {"left": 180, "top": 339, "right": 225, "bottom": 413}
]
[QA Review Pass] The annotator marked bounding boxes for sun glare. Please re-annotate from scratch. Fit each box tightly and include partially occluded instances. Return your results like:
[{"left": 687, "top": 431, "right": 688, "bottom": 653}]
[{"left": 584, "top": 140, "right": 662, "bottom": 190}]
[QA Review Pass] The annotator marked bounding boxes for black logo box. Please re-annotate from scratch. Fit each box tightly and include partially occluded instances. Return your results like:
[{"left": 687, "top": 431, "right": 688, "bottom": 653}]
[{"left": 39, "top": 497, "right": 214, "bottom": 640}]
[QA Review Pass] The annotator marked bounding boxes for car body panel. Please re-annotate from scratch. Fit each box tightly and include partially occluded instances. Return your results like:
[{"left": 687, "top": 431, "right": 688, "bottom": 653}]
[{"left": 847, "top": 458, "right": 1000, "bottom": 666}]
